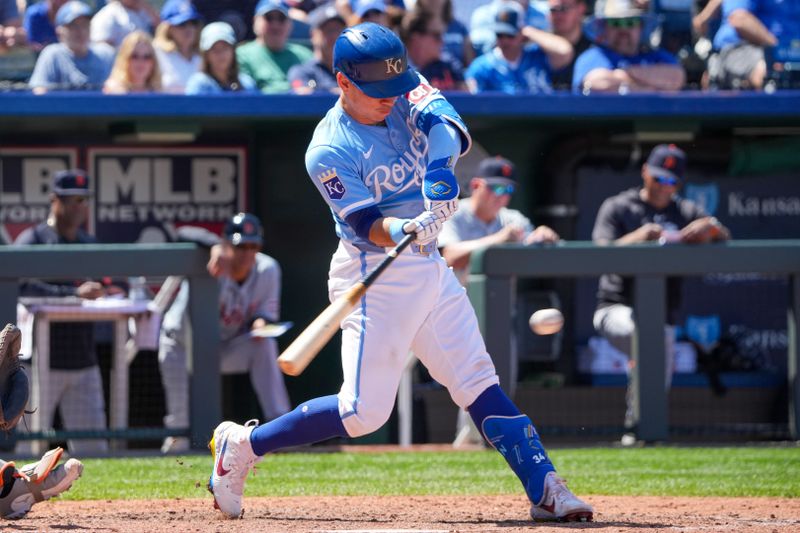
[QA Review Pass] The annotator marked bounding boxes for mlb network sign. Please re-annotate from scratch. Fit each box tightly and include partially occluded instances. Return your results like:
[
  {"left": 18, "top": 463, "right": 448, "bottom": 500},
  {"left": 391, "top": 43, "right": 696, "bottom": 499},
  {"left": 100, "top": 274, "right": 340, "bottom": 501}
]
[
  {"left": 0, "top": 147, "right": 79, "bottom": 243},
  {"left": 88, "top": 147, "right": 247, "bottom": 243}
]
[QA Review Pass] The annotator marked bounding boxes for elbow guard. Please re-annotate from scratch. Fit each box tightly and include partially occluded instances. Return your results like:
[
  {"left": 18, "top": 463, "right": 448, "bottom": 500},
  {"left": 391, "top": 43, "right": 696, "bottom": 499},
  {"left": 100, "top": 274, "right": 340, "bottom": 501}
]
[
  {"left": 415, "top": 99, "right": 472, "bottom": 156},
  {"left": 345, "top": 205, "right": 383, "bottom": 242}
]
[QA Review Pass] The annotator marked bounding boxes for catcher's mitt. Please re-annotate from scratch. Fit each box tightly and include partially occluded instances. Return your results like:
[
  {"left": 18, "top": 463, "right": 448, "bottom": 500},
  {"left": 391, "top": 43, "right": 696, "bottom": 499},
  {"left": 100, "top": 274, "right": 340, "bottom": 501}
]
[{"left": 0, "top": 324, "right": 29, "bottom": 431}]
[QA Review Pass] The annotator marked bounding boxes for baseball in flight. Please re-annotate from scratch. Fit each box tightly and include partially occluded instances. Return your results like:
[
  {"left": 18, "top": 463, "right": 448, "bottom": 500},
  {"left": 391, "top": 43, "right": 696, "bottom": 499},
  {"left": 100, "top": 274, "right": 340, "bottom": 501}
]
[{"left": 529, "top": 308, "right": 564, "bottom": 335}]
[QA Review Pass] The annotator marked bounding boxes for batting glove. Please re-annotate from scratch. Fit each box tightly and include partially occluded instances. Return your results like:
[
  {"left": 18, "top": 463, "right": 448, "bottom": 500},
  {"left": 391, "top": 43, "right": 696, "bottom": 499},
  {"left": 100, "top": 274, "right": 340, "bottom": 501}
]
[
  {"left": 425, "top": 198, "right": 459, "bottom": 222},
  {"left": 390, "top": 211, "right": 443, "bottom": 245}
]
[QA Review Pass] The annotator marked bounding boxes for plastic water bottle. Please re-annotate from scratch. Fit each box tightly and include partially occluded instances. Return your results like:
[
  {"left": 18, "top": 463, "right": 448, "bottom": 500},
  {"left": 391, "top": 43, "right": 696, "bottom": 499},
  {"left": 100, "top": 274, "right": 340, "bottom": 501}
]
[{"left": 128, "top": 276, "right": 147, "bottom": 301}]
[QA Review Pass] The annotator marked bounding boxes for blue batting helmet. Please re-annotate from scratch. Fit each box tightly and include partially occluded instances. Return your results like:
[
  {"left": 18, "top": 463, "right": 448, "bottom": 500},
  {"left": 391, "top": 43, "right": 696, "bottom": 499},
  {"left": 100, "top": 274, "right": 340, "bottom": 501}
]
[
  {"left": 223, "top": 212, "right": 263, "bottom": 247},
  {"left": 333, "top": 22, "right": 420, "bottom": 98}
]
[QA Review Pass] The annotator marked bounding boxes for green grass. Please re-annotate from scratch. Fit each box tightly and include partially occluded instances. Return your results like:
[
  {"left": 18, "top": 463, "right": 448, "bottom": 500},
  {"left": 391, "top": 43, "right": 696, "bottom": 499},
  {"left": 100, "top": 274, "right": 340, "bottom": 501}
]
[{"left": 68, "top": 447, "right": 800, "bottom": 501}]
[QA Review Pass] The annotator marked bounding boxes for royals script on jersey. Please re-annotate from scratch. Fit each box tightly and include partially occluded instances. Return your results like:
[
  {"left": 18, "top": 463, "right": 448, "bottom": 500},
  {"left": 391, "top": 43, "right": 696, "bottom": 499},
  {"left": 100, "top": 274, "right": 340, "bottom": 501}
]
[{"left": 305, "top": 81, "right": 459, "bottom": 253}]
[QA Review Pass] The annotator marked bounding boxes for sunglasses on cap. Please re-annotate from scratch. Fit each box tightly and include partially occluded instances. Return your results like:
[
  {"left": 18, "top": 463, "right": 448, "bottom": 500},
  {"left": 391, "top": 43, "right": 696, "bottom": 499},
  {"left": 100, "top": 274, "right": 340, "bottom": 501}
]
[
  {"left": 606, "top": 17, "right": 642, "bottom": 29},
  {"left": 653, "top": 175, "right": 679, "bottom": 186},
  {"left": 489, "top": 183, "right": 515, "bottom": 195}
]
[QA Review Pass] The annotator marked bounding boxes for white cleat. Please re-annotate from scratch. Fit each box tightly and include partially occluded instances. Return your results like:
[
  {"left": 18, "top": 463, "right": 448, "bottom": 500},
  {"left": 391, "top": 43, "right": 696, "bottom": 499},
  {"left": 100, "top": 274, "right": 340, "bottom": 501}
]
[
  {"left": 529, "top": 471, "right": 594, "bottom": 522},
  {"left": 1, "top": 453, "right": 84, "bottom": 520},
  {"left": 207, "top": 419, "right": 261, "bottom": 519}
]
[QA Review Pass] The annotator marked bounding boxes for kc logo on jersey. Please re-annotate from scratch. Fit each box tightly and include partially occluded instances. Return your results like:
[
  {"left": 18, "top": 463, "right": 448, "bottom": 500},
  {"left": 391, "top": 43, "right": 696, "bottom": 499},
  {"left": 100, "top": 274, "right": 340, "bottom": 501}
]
[{"left": 318, "top": 168, "right": 346, "bottom": 200}]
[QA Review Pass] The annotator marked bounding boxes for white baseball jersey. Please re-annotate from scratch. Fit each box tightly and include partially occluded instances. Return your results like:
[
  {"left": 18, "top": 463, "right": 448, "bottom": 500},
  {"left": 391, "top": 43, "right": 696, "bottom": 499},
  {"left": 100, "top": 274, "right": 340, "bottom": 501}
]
[{"left": 305, "top": 84, "right": 499, "bottom": 437}]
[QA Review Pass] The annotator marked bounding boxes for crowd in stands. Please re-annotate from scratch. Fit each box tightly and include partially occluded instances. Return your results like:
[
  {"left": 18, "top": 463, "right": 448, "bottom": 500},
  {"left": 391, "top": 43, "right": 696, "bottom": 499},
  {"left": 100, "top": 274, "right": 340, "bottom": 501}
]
[{"left": 0, "top": 0, "right": 798, "bottom": 94}]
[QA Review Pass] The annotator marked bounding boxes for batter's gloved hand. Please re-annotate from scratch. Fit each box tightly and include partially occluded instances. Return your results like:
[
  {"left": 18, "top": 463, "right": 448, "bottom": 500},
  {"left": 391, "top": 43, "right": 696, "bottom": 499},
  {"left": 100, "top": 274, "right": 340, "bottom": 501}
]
[
  {"left": 0, "top": 324, "right": 29, "bottom": 433},
  {"left": 402, "top": 211, "right": 444, "bottom": 245},
  {"left": 423, "top": 157, "right": 460, "bottom": 222},
  {"left": 0, "top": 447, "right": 84, "bottom": 519}
]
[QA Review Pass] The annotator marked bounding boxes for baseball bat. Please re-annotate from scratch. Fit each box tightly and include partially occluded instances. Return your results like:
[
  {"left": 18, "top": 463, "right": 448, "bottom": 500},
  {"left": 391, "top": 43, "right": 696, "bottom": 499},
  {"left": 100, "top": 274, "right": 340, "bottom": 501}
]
[{"left": 277, "top": 233, "right": 416, "bottom": 376}]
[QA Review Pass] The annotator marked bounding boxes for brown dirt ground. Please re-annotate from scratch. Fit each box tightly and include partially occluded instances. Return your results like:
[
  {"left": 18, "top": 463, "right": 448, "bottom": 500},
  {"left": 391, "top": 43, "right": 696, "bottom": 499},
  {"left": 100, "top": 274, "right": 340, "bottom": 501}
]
[{"left": 11, "top": 495, "right": 800, "bottom": 532}]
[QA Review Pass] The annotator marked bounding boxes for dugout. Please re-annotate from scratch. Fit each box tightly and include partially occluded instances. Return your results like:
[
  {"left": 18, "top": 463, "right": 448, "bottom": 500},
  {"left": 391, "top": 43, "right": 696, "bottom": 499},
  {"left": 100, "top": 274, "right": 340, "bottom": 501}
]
[{"left": 1, "top": 91, "right": 799, "bottom": 447}]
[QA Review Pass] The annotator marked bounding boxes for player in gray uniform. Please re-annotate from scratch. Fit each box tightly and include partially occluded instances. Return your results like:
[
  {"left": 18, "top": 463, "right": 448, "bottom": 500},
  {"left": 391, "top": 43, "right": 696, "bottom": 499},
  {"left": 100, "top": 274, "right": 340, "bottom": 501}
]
[
  {"left": 158, "top": 213, "right": 290, "bottom": 453},
  {"left": 208, "top": 23, "right": 593, "bottom": 523}
]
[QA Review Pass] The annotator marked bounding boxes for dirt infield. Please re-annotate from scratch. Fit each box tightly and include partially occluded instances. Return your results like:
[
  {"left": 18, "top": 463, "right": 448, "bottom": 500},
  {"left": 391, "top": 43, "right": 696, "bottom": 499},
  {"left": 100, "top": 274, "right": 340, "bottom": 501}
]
[{"left": 19, "top": 495, "right": 800, "bottom": 532}]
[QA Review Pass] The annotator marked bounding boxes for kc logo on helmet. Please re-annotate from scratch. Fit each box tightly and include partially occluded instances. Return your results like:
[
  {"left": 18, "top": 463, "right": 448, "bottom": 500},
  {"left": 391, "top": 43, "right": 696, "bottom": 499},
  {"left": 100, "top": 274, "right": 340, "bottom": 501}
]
[{"left": 385, "top": 58, "right": 403, "bottom": 75}]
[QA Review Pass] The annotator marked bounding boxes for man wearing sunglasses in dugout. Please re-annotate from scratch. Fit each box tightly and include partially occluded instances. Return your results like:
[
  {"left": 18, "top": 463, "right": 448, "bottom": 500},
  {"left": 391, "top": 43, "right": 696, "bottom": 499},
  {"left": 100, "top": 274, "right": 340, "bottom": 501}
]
[
  {"left": 237, "top": 0, "right": 313, "bottom": 93},
  {"left": 439, "top": 155, "right": 560, "bottom": 447},
  {"left": 572, "top": 0, "right": 685, "bottom": 94},
  {"left": 439, "top": 156, "right": 561, "bottom": 286},
  {"left": 592, "top": 144, "right": 730, "bottom": 446}
]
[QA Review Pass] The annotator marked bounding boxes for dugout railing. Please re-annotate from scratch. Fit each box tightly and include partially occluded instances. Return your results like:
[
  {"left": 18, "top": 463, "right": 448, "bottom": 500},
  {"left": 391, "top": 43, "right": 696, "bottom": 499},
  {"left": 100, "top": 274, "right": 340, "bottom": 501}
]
[
  {"left": 0, "top": 244, "right": 218, "bottom": 452},
  {"left": 467, "top": 239, "right": 800, "bottom": 442}
]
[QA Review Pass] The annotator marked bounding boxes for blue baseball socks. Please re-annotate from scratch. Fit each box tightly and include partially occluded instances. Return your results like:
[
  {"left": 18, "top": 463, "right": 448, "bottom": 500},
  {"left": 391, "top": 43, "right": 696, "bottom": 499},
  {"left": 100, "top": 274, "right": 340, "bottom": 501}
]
[{"left": 249, "top": 395, "right": 348, "bottom": 456}]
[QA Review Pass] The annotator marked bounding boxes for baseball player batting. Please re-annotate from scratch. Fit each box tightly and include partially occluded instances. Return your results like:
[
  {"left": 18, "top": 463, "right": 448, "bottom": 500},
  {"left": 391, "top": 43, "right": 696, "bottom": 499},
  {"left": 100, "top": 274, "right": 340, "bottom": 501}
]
[{"left": 207, "top": 22, "right": 593, "bottom": 523}]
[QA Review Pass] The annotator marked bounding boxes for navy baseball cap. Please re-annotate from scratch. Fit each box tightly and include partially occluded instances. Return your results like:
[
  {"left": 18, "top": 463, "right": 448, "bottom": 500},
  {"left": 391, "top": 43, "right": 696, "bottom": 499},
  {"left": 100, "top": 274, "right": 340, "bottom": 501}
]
[
  {"left": 255, "top": 0, "right": 289, "bottom": 17},
  {"left": 477, "top": 156, "right": 517, "bottom": 182},
  {"left": 307, "top": 4, "right": 345, "bottom": 30},
  {"left": 224, "top": 212, "right": 263, "bottom": 246},
  {"left": 160, "top": 0, "right": 202, "bottom": 26},
  {"left": 494, "top": 3, "right": 524, "bottom": 36},
  {"left": 52, "top": 169, "right": 92, "bottom": 196},
  {"left": 646, "top": 144, "right": 687, "bottom": 181},
  {"left": 55, "top": 1, "right": 92, "bottom": 27}
]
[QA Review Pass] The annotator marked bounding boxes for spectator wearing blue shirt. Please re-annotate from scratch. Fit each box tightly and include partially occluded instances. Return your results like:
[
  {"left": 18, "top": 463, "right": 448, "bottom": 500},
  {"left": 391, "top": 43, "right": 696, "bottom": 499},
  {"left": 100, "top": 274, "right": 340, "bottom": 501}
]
[
  {"left": 29, "top": 1, "right": 115, "bottom": 93},
  {"left": 466, "top": 2, "right": 572, "bottom": 94},
  {"left": 288, "top": 4, "right": 344, "bottom": 94},
  {"left": 470, "top": 0, "right": 551, "bottom": 55},
  {"left": 25, "top": 0, "right": 69, "bottom": 51},
  {"left": 709, "top": 0, "right": 800, "bottom": 90},
  {"left": 185, "top": 21, "right": 258, "bottom": 93},
  {"left": 572, "top": 0, "right": 685, "bottom": 93}
]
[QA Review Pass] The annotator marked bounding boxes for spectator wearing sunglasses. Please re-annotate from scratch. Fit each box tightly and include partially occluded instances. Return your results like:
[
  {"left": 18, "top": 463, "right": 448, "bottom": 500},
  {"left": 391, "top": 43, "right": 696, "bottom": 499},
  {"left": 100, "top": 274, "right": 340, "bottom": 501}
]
[
  {"left": 573, "top": 0, "right": 685, "bottom": 93},
  {"left": 153, "top": 0, "right": 202, "bottom": 93},
  {"left": 237, "top": 0, "right": 312, "bottom": 93},
  {"left": 400, "top": 9, "right": 467, "bottom": 91},
  {"left": 592, "top": 144, "right": 730, "bottom": 446},
  {"left": 470, "top": 0, "right": 551, "bottom": 56},
  {"left": 465, "top": 2, "right": 573, "bottom": 94},
  {"left": 103, "top": 30, "right": 162, "bottom": 92},
  {"left": 439, "top": 155, "right": 561, "bottom": 286}
]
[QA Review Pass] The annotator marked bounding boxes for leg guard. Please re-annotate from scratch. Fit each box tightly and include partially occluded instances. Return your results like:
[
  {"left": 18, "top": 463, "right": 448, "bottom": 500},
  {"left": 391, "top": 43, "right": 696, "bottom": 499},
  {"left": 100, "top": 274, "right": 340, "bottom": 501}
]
[{"left": 481, "top": 414, "right": 555, "bottom": 505}]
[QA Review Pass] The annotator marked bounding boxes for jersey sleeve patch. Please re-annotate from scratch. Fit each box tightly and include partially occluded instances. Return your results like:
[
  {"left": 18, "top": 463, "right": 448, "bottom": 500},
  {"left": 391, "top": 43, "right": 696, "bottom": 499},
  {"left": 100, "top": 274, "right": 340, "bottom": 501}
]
[{"left": 317, "top": 168, "right": 347, "bottom": 200}]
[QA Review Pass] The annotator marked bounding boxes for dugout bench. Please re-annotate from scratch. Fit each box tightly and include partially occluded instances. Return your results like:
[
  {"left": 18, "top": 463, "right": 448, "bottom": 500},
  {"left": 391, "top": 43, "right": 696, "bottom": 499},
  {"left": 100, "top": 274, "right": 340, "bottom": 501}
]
[{"left": 467, "top": 240, "right": 800, "bottom": 442}]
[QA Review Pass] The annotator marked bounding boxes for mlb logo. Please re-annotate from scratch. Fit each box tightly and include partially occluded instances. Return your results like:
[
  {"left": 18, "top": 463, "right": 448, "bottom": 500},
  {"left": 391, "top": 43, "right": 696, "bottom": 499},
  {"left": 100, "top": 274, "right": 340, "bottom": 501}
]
[
  {"left": 684, "top": 183, "right": 719, "bottom": 216},
  {"left": 319, "top": 169, "right": 346, "bottom": 200}
]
